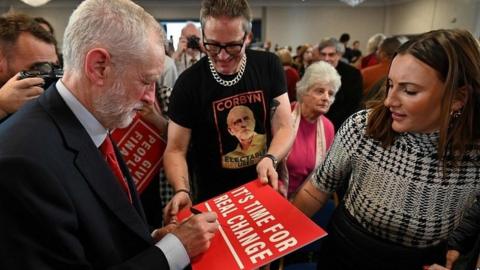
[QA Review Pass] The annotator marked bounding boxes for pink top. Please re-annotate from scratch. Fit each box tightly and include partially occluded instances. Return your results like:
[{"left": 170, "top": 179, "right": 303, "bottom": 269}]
[{"left": 286, "top": 115, "right": 335, "bottom": 197}]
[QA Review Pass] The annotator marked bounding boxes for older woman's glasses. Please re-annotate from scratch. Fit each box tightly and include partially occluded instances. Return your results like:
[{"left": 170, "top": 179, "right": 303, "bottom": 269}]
[{"left": 203, "top": 32, "right": 247, "bottom": 56}]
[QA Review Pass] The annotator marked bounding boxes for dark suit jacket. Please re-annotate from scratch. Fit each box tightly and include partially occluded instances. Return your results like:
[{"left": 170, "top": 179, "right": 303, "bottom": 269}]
[
  {"left": 325, "top": 61, "right": 363, "bottom": 131},
  {"left": 0, "top": 86, "right": 169, "bottom": 269}
]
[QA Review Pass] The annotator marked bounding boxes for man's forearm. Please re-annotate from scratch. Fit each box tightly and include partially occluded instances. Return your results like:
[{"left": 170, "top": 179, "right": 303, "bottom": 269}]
[
  {"left": 266, "top": 125, "right": 294, "bottom": 160},
  {"left": 163, "top": 152, "right": 190, "bottom": 191},
  {"left": 268, "top": 93, "right": 294, "bottom": 160}
]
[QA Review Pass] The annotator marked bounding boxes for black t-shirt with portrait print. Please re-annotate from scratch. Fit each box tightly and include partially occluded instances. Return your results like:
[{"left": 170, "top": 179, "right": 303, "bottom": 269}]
[{"left": 169, "top": 49, "right": 287, "bottom": 201}]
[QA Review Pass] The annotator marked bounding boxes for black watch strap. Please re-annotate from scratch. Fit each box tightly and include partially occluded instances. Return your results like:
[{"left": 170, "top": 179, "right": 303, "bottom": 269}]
[{"left": 263, "top": 153, "right": 278, "bottom": 168}]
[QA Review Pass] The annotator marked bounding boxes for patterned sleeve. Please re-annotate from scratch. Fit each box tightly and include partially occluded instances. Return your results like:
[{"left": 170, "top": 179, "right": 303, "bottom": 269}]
[
  {"left": 310, "top": 110, "right": 368, "bottom": 194},
  {"left": 157, "top": 86, "right": 172, "bottom": 115}
]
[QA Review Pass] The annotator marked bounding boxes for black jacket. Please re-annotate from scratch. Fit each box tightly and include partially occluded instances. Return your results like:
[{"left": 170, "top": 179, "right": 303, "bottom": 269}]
[
  {"left": 448, "top": 194, "right": 480, "bottom": 254},
  {"left": 0, "top": 86, "right": 169, "bottom": 269},
  {"left": 325, "top": 61, "right": 363, "bottom": 131}
]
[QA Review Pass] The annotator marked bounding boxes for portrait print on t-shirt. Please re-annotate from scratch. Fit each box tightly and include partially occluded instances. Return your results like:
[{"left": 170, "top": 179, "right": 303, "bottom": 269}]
[{"left": 213, "top": 91, "right": 268, "bottom": 169}]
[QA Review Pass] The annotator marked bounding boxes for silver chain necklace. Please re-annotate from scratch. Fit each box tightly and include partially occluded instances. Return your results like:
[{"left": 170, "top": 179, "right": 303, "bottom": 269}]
[{"left": 208, "top": 54, "right": 247, "bottom": 87}]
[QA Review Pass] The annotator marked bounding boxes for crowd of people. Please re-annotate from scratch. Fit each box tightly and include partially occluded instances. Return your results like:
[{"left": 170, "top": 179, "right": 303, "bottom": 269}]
[{"left": 0, "top": 0, "right": 478, "bottom": 269}]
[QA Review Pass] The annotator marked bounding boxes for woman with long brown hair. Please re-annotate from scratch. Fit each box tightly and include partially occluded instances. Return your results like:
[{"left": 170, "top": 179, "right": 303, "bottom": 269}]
[{"left": 292, "top": 29, "right": 480, "bottom": 269}]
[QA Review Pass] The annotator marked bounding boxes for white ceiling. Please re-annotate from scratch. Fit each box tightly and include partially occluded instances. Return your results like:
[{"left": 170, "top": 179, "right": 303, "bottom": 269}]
[
  {"left": 4, "top": 0, "right": 418, "bottom": 8},
  {"left": 130, "top": 0, "right": 415, "bottom": 7}
]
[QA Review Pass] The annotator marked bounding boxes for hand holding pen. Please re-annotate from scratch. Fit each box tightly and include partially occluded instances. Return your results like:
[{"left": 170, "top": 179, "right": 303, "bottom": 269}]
[{"left": 170, "top": 208, "right": 219, "bottom": 258}]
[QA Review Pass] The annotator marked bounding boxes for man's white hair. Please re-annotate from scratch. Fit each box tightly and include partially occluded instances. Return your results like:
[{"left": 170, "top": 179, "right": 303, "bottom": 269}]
[
  {"left": 62, "top": 0, "right": 164, "bottom": 75},
  {"left": 296, "top": 61, "right": 341, "bottom": 102}
]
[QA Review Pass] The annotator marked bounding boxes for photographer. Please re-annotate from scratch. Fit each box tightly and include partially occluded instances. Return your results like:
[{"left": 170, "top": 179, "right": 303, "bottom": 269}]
[
  {"left": 172, "top": 22, "right": 203, "bottom": 74},
  {"left": 0, "top": 12, "right": 58, "bottom": 123}
]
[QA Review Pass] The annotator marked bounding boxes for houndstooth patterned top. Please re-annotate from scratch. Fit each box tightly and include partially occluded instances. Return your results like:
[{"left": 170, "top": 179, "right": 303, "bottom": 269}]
[{"left": 312, "top": 110, "right": 480, "bottom": 248}]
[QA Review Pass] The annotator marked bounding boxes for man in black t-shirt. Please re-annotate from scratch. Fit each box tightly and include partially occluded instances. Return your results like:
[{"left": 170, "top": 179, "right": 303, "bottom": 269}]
[{"left": 163, "top": 0, "right": 294, "bottom": 221}]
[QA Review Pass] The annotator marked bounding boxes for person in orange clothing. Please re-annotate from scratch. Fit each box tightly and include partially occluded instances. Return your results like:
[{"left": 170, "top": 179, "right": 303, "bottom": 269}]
[{"left": 361, "top": 37, "right": 401, "bottom": 95}]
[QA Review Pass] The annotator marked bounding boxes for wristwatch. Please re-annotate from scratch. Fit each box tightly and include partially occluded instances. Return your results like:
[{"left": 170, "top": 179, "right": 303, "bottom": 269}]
[{"left": 263, "top": 154, "right": 278, "bottom": 168}]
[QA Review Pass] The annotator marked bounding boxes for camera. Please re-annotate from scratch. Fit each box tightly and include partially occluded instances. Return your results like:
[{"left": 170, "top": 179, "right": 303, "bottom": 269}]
[
  {"left": 19, "top": 62, "right": 63, "bottom": 89},
  {"left": 186, "top": 35, "right": 201, "bottom": 50}
]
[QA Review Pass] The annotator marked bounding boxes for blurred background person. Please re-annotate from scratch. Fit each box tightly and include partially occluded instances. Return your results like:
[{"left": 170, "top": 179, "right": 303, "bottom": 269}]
[
  {"left": 361, "top": 36, "right": 401, "bottom": 95},
  {"left": 361, "top": 33, "right": 386, "bottom": 69},
  {"left": 279, "top": 61, "right": 339, "bottom": 199},
  {"left": 0, "top": 12, "right": 58, "bottom": 124},
  {"left": 172, "top": 22, "right": 203, "bottom": 74},
  {"left": 276, "top": 48, "right": 300, "bottom": 102},
  {"left": 294, "top": 44, "right": 312, "bottom": 78},
  {"left": 317, "top": 37, "right": 363, "bottom": 132},
  {"left": 293, "top": 29, "right": 480, "bottom": 270},
  {"left": 350, "top": 40, "right": 362, "bottom": 67},
  {"left": 339, "top": 32, "right": 353, "bottom": 63},
  {"left": 310, "top": 44, "right": 321, "bottom": 63},
  {"left": 157, "top": 36, "right": 179, "bottom": 114},
  {"left": 263, "top": 40, "right": 272, "bottom": 52}
]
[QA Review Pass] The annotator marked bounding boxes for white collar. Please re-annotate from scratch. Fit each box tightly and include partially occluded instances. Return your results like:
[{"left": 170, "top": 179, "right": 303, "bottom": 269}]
[{"left": 56, "top": 80, "right": 108, "bottom": 147}]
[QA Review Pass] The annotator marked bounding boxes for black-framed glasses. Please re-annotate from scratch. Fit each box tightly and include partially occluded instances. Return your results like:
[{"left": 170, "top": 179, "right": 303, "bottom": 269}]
[{"left": 202, "top": 32, "right": 247, "bottom": 56}]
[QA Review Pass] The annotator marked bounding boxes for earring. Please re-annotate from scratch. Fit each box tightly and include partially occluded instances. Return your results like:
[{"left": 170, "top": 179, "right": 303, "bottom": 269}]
[{"left": 451, "top": 110, "right": 462, "bottom": 119}]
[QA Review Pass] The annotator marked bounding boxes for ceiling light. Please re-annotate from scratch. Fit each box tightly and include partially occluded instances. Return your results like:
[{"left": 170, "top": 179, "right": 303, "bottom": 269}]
[
  {"left": 340, "top": 0, "right": 366, "bottom": 7},
  {"left": 19, "top": 0, "right": 51, "bottom": 7}
]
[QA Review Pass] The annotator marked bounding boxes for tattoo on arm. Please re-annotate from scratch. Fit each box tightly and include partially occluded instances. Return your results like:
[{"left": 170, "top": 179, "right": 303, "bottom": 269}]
[
  {"left": 304, "top": 189, "right": 323, "bottom": 204},
  {"left": 180, "top": 176, "right": 189, "bottom": 188},
  {"left": 270, "top": 99, "right": 280, "bottom": 119}
]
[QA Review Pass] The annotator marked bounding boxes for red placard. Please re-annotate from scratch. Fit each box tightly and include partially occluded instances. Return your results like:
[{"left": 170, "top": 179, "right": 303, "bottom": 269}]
[
  {"left": 178, "top": 179, "right": 327, "bottom": 270},
  {"left": 111, "top": 115, "right": 166, "bottom": 194}
]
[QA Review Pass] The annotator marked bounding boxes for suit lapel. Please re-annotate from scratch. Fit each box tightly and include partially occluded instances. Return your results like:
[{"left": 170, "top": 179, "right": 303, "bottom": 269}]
[{"left": 39, "top": 86, "right": 152, "bottom": 243}]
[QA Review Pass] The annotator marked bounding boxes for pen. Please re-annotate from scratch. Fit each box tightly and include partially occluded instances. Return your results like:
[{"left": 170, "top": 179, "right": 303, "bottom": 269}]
[
  {"left": 190, "top": 207, "right": 202, "bottom": 215},
  {"left": 190, "top": 207, "right": 226, "bottom": 228}
]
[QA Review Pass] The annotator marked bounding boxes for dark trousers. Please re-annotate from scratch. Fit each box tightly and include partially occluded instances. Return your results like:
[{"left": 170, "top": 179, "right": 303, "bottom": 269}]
[{"left": 317, "top": 204, "right": 446, "bottom": 270}]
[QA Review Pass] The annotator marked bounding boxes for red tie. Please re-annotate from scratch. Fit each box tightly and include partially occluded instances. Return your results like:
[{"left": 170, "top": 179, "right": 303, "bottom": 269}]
[{"left": 100, "top": 135, "right": 132, "bottom": 203}]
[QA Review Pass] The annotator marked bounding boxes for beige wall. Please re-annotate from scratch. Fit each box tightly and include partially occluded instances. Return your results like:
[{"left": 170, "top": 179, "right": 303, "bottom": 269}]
[
  {"left": 3, "top": 0, "right": 479, "bottom": 51},
  {"left": 386, "top": 0, "right": 479, "bottom": 35},
  {"left": 3, "top": 6, "right": 72, "bottom": 49},
  {"left": 264, "top": 6, "right": 386, "bottom": 51},
  {"left": 265, "top": 0, "right": 479, "bottom": 52},
  {"left": 6, "top": 4, "right": 263, "bottom": 49}
]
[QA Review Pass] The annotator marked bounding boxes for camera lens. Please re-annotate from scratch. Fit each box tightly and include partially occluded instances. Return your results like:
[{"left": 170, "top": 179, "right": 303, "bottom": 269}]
[
  {"left": 18, "top": 62, "right": 63, "bottom": 90},
  {"left": 186, "top": 35, "right": 201, "bottom": 50}
]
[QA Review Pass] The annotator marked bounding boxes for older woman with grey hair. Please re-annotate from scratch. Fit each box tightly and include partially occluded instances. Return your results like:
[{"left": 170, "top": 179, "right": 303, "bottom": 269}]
[{"left": 279, "top": 61, "right": 341, "bottom": 198}]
